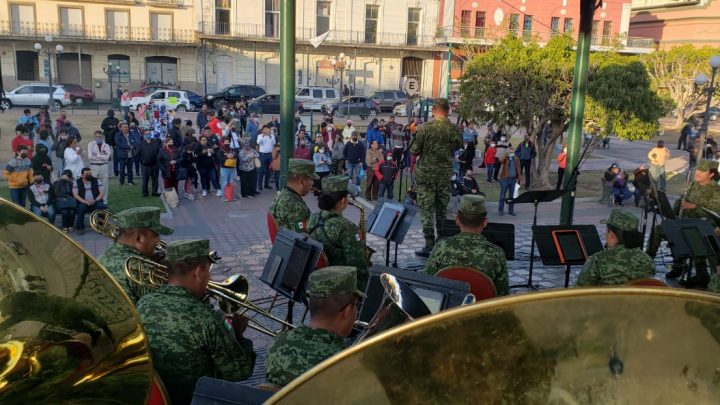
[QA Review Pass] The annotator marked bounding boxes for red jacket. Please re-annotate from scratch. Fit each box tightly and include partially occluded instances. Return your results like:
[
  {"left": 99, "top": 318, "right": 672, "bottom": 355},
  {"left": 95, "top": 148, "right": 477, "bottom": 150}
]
[
  {"left": 208, "top": 117, "right": 222, "bottom": 136},
  {"left": 374, "top": 160, "right": 398, "bottom": 183},
  {"left": 557, "top": 151, "right": 567, "bottom": 169},
  {"left": 483, "top": 146, "right": 496, "bottom": 166},
  {"left": 12, "top": 136, "right": 34, "bottom": 158}
]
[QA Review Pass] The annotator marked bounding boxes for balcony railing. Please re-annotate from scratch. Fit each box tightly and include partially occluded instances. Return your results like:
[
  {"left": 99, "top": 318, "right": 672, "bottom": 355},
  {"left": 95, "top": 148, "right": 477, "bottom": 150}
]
[
  {"left": 200, "top": 22, "right": 438, "bottom": 47},
  {"left": 0, "top": 21, "right": 196, "bottom": 43}
]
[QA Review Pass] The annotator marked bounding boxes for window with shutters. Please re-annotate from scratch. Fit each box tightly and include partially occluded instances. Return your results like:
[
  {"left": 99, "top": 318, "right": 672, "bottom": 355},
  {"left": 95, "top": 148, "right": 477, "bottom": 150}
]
[
  {"left": 60, "top": 7, "right": 83, "bottom": 37},
  {"left": 365, "top": 5, "right": 379, "bottom": 44}
]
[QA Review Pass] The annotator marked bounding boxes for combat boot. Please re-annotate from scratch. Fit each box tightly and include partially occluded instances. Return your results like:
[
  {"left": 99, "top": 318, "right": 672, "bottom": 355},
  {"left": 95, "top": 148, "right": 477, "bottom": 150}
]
[
  {"left": 415, "top": 238, "right": 434, "bottom": 258},
  {"left": 665, "top": 260, "right": 687, "bottom": 279},
  {"left": 680, "top": 268, "right": 710, "bottom": 289}
]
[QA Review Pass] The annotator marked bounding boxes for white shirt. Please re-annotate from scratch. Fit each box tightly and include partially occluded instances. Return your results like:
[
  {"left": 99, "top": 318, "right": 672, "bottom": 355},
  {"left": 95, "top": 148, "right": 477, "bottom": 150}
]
[
  {"left": 88, "top": 141, "right": 112, "bottom": 164},
  {"left": 64, "top": 146, "right": 84, "bottom": 178},
  {"left": 257, "top": 134, "right": 276, "bottom": 153}
]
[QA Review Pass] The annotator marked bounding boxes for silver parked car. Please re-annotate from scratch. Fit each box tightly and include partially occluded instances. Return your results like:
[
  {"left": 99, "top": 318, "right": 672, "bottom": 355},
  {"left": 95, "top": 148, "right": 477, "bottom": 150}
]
[
  {"left": 368, "top": 90, "right": 408, "bottom": 112},
  {"left": 2, "top": 83, "right": 71, "bottom": 111}
]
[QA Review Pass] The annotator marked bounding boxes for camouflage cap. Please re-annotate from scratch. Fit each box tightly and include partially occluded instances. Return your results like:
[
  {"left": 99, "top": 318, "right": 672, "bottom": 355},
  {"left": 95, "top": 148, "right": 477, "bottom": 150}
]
[
  {"left": 322, "top": 175, "right": 351, "bottom": 193},
  {"left": 601, "top": 209, "right": 639, "bottom": 232},
  {"left": 433, "top": 98, "right": 450, "bottom": 109},
  {"left": 458, "top": 194, "right": 487, "bottom": 216},
  {"left": 165, "top": 239, "right": 211, "bottom": 262},
  {"left": 116, "top": 207, "right": 173, "bottom": 235},
  {"left": 307, "top": 266, "right": 366, "bottom": 298},
  {"left": 697, "top": 159, "right": 719, "bottom": 172},
  {"left": 289, "top": 158, "right": 319, "bottom": 180}
]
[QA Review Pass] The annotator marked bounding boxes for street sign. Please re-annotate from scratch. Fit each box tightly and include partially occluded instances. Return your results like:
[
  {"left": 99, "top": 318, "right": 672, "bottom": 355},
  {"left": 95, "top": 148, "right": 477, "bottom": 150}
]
[{"left": 403, "top": 78, "right": 419, "bottom": 96}]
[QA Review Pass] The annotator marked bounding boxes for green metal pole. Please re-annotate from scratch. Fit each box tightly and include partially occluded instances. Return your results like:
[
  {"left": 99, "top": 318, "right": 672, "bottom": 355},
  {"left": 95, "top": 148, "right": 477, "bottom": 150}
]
[
  {"left": 445, "top": 46, "right": 451, "bottom": 98},
  {"left": 559, "top": 0, "right": 598, "bottom": 225},
  {"left": 279, "top": 0, "right": 296, "bottom": 189}
]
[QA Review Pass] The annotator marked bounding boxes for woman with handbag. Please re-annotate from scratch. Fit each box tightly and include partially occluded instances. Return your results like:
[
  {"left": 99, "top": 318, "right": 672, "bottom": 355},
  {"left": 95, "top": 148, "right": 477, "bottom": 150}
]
[
  {"left": 217, "top": 137, "right": 237, "bottom": 202},
  {"left": 159, "top": 138, "right": 182, "bottom": 194},
  {"left": 237, "top": 141, "right": 259, "bottom": 198},
  {"left": 53, "top": 169, "right": 77, "bottom": 233}
]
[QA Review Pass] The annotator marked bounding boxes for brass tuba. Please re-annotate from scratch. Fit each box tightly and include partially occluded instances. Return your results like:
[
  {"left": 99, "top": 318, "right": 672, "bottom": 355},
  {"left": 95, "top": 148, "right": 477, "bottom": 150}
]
[
  {"left": 124, "top": 256, "right": 294, "bottom": 337},
  {"left": 348, "top": 198, "right": 376, "bottom": 266},
  {"left": 90, "top": 209, "right": 166, "bottom": 260}
]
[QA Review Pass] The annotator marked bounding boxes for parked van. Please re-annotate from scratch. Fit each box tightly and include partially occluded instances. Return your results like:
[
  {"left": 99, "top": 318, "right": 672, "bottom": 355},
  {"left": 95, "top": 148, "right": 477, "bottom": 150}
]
[{"left": 295, "top": 86, "right": 339, "bottom": 111}]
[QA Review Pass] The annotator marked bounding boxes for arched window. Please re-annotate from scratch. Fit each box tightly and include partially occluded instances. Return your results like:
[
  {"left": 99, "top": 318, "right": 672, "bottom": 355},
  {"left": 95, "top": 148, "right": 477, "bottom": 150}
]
[{"left": 108, "top": 54, "right": 130, "bottom": 83}]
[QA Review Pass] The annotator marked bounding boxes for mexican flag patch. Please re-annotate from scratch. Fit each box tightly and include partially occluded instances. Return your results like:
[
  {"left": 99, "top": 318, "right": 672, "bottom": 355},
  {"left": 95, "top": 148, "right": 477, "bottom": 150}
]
[
  {"left": 296, "top": 221, "right": 306, "bottom": 231},
  {"left": 356, "top": 233, "right": 363, "bottom": 241}
]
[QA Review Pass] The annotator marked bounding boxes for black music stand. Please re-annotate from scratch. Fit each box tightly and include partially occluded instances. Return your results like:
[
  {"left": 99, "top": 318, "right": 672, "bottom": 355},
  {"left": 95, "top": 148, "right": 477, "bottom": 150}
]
[
  {"left": 533, "top": 225, "right": 603, "bottom": 287},
  {"left": 661, "top": 219, "right": 720, "bottom": 288},
  {"left": 366, "top": 199, "right": 417, "bottom": 267},
  {"left": 509, "top": 189, "right": 567, "bottom": 289}
]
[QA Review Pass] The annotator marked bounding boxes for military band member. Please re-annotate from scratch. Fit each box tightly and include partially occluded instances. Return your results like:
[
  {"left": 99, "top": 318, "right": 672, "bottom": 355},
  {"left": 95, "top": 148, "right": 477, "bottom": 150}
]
[
  {"left": 308, "top": 175, "right": 369, "bottom": 290},
  {"left": 98, "top": 207, "right": 173, "bottom": 304},
  {"left": 136, "top": 239, "right": 256, "bottom": 405},
  {"left": 269, "top": 158, "right": 318, "bottom": 233},
  {"left": 424, "top": 194, "right": 509, "bottom": 296},
  {"left": 647, "top": 159, "right": 720, "bottom": 287},
  {"left": 576, "top": 209, "right": 655, "bottom": 286},
  {"left": 410, "top": 98, "right": 463, "bottom": 257},
  {"left": 265, "top": 266, "right": 364, "bottom": 386}
]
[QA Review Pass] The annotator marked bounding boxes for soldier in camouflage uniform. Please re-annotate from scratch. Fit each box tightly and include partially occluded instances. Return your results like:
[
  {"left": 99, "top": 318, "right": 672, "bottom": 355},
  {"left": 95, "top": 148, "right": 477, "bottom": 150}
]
[
  {"left": 576, "top": 209, "right": 656, "bottom": 286},
  {"left": 136, "top": 239, "right": 256, "bottom": 405},
  {"left": 268, "top": 158, "right": 318, "bottom": 233},
  {"left": 265, "top": 266, "right": 364, "bottom": 386},
  {"left": 98, "top": 207, "right": 173, "bottom": 304},
  {"left": 647, "top": 159, "right": 720, "bottom": 287},
  {"left": 308, "top": 175, "right": 369, "bottom": 290},
  {"left": 409, "top": 98, "right": 463, "bottom": 257},
  {"left": 424, "top": 195, "right": 509, "bottom": 295}
]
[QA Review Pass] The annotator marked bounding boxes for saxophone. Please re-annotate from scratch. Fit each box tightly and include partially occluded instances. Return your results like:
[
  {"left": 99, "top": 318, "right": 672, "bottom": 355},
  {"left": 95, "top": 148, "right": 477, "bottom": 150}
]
[{"left": 349, "top": 199, "right": 376, "bottom": 266}]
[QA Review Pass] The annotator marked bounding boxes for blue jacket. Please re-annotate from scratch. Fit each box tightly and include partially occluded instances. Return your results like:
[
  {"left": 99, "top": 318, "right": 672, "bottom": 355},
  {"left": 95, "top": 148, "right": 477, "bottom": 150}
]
[
  {"left": 366, "top": 126, "right": 385, "bottom": 147},
  {"left": 129, "top": 128, "right": 142, "bottom": 152},
  {"left": 196, "top": 111, "right": 208, "bottom": 131},
  {"left": 515, "top": 141, "right": 536, "bottom": 161},
  {"left": 114, "top": 131, "right": 134, "bottom": 159}
]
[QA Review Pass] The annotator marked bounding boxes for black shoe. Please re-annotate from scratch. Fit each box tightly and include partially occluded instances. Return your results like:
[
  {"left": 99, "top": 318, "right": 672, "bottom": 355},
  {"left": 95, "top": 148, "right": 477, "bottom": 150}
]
[
  {"left": 128, "top": 181, "right": 136, "bottom": 185},
  {"left": 152, "top": 193, "right": 161, "bottom": 197},
  {"left": 142, "top": 193, "right": 149, "bottom": 197},
  {"left": 679, "top": 274, "right": 710, "bottom": 288},
  {"left": 415, "top": 246, "right": 433, "bottom": 258},
  {"left": 666, "top": 267, "right": 685, "bottom": 279}
]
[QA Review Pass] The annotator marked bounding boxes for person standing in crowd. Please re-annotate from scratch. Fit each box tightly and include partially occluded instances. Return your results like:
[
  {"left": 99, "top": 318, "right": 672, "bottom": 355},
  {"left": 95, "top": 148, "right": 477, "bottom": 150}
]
[
  {"left": 493, "top": 135, "right": 510, "bottom": 182},
  {"left": 459, "top": 141, "right": 475, "bottom": 174},
  {"left": 196, "top": 105, "right": 209, "bottom": 132},
  {"left": 63, "top": 136, "right": 84, "bottom": 179},
  {"left": 270, "top": 142, "right": 281, "bottom": 190},
  {"left": 30, "top": 144, "right": 53, "bottom": 184},
  {"left": 269, "top": 159, "right": 317, "bottom": 232},
  {"left": 293, "top": 137, "right": 313, "bottom": 160},
  {"left": 462, "top": 122, "right": 478, "bottom": 145},
  {"left": 410, "top": 98, "right": 463, "bottom": 257},
  {"left": 52, "top": 128, "right": 68, "bottom": 175},
  {"left": 128, "top": 122, "right": 143, "bottom": 176},
  {"left": 88, "top": 130, "right": 111, "bottom": 205},
  {"left": 425, "top": 195, "right": 509, "bottom": 296},
  {"left": 35, "top": 129, "right": 53, "bottom": 154},
  {"left": 28, "top": 174, "right": 56, "bottom": 225},
  {"left": 365, "top": 119, "right": 385, "bottom": 149},
  {"left": 168, "top": 118, "right": 183, "bottom": 147},
  {"left": 365, "top": 140, "right": 383, "bottom": 201},
  {"left": 3, "top": 145, "right": 33, "bottom": 207},
  {"left": 576, "top": 210, "right": 655, "bottom": 286},
  {"left": 678, "top": 120, "right": 693, "bottom": 150},
  {"left": 237, "top": 141, "right": 259, "bottom": 199},
  {"left": 246, "top": 114, "right": 260, "bottom": 145},
  {"left": 516, "top": 135, "right": 536, "bottom": 189},
  {"left": 331, "top": 134, "right": 345, "bottom": 175},
  {"left": 72, "top": 167, "right": 106, "bottom": 235},
  {"left": 136, "top": 239, "right": 256, "bottom": 405},
  {"left": 308, "top": 176, "right": 369, "bottom": 289},
  {"left": 61, "top": 119, "right": 81, "bottom": 141},
  {"left": 195, "top": 135, "right": 218, "bottom": 198},
  {"left": 101, "top": 110, "right": 119, "bottom": 176},
  {"left": 12, "top": 125, "right": 34, "bottom": 158},
  {"left": 375, "top": 151, "right": 399, "bottom": 200},
  {"left": 483, "top": 141, "right": 497, "bottom": 183},
  {"left": 342, "top": 120, "right": 355, "bottom": 144},
  {"left": 55, "top": 110, "right": 67, "bottom": 135},
  {"left": 632, "top": 164, "right": 651, "bottom": 207},
  {"left": 115, "top": 122, "right": 135, "bottom": 186},
  {"left": 266, "top": 266, "right": 363, "bottom": 387},
  {"left": 159, "top": 137, "right": 181, "bottom": 195},
  {"left": 556, "top": 144, "right": 567, "bottom": 190},
  {"left": 256, "top": 125, "right": 276, "bottom": 192},
  {"left": 647, "top": 140, "right": 670, "bottom": 191},
  {"left": 216, "top": 137, "right": 236, "bottom": 202},
  {"left": 121, "top": 90, "right": 131, "bottom": 121},
  {"left": 313, "top": 142, "right": 332, "bottom": 190},
  {"left": 498, "top": 149, "right": 522, "bottom": 216},
  {"left": 312, "top": 133, "right": 327, "bottom": 155},
  {"left": 127, "top": 111, "right": 140, "bottom": 126},
  {"left": 53, "top": 169, "right": 76, "bottom": 233},
  {"left": 207, "top": 111, "right": 223, "bottom": 137},
  {"left": 388, "top": 123, "right": 408, "bottom": 166},
  {"left": 138, "top": 127, "right": 162, "bottom": 197},
  {"left": 99, "top": 207, "right": 174, "bottom": 303},
  {"left": 180, "top": 134, "right": 198, "bottom": 200}
]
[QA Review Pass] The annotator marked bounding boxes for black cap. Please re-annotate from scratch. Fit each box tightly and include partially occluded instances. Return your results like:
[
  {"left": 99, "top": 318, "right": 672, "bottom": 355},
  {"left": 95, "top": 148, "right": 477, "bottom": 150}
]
[{"left": 15, "top": 125, "right": 29, "bottom": 133}]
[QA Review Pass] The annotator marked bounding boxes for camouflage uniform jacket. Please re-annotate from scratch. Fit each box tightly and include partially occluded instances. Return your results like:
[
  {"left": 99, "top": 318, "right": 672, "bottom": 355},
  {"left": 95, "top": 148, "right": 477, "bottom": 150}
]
[
  {"left": 136, "top": 285, "right": 256, "bottom": 405},
  {"left": 673, "top": 181, "right": 720, "bottom": 222},
  {"left": 98, "top": 242, "right": 146, "bottom": 304},
  {"left": 308, "top": 210, "right": 369, "bottom": 290},
  {"left": 576, "top": 245, "right": 656, "bottom": 287},
  {"left": 269, "top": 187, "right": 311, "bottom": 233},
  {"left": 265, "top": 325, "right": 347, "bottom": 386},
  {"left": 409, "top": 118, "right": 462, "bottom": 182},
  {"left": 424, "top": 232, "right": 509, "bottom": 296}
]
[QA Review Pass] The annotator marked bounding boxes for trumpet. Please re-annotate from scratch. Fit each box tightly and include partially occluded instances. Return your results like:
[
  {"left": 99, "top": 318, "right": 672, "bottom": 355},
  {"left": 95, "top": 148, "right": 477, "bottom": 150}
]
[
  {"left": 91, "top": 210, "right": 166, "bottom": 260},
  {"left": 348, "top": 198, "right": 376, "bottom": 266},
  {"left": 124, "top": 256, "right": 294, "bottom": 337}
]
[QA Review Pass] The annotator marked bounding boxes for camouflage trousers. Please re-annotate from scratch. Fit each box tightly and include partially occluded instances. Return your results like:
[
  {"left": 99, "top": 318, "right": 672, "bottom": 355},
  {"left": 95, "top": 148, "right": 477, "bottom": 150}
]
[{"left": 416, "top": 178, "right": 451, "bottom": 247}]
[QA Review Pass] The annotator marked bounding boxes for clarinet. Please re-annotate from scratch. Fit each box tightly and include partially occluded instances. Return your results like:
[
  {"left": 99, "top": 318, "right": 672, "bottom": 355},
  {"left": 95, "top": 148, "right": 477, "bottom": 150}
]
[{"left": 679, "top": 182, "right": 694, "bottom": 219}]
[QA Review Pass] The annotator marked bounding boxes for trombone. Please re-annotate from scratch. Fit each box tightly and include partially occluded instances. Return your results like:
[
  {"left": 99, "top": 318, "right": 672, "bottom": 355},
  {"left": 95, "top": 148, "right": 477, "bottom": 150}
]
[
  {"left": 90, "top": 210, "right": 166, "bottom": 260},
  {"left": 125, "top": 256, "right": 294, "bottom": 337}
]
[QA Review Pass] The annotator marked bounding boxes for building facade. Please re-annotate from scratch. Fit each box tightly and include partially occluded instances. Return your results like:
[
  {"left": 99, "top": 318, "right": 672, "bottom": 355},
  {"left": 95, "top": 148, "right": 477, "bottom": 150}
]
[
  {"left": 0, "top": 0, "right": 444, "bottom": 98},
  {"left": 630, "top": 0, "right": 720, "bottom": 49}
]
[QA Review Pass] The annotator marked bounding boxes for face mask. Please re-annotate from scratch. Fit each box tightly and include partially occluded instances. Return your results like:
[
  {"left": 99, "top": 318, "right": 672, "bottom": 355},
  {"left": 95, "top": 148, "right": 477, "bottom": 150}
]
[
  {"left": 386, "top": 156, "right": 392, "bottom": 161},
  {"left": 490, "top": 144, "right": 496, "bottom": 147},
  {"left": 144, "top": 134, "right": 152, "bottom": 140},
  {"left": 352, "top": 139, "right": 357, "bottom": 143},
  {"left": 224, "top": 143, "right": 230, "bottom": 147},
  {"left": 34, "top": 179, "right": 43, "bottom": 184},
  {"left": 96, "top": 138, "right": 103, "bottom": 145},
  {"left": 319, "top": 149, "right": 325, "bottom": 154}
]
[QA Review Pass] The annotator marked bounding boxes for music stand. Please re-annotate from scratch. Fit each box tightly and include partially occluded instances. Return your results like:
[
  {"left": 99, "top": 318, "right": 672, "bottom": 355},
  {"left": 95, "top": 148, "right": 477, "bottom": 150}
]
[
  {"left": 365, "top": 199, "right": 417, "bottom": 267},
  {"left": 533, "top": 225, "right": 603, "bottom": 287},
  {"left": 509, "top": 189, "right": 567, "bottom": 289},
  {"left": 661, "top": 219, "right": 720, "bottom": 287}
]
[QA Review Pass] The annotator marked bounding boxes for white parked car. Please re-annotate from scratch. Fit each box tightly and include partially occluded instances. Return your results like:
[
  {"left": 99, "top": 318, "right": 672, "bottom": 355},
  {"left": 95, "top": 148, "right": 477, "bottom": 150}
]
[
  {"left": 130, "top": 90, "right": 196, "bottom": 112},
  {"left": 2, "top": 83, "right": 71, "bottom": 111},
  {"left": 295, "top": 86, "right": 339, "bottom": 111}
]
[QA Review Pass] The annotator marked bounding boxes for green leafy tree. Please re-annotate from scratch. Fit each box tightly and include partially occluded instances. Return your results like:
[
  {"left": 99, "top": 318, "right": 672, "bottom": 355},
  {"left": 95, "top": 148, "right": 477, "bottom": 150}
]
[
  {"left": 643, "top": 44, "right": 720, "bottom": 128},
  {"left": 459, "top": 35, "right": 667, "bottom": 188}
]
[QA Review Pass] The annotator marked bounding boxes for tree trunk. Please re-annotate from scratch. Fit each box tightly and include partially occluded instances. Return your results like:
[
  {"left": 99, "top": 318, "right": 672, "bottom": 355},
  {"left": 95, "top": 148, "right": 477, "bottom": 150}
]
[
  {"left": 530, "top": 119, "right": 566, "bottom": 190},
  {"left": 674, "top": 112, "right": 685, "bottom": 128}
]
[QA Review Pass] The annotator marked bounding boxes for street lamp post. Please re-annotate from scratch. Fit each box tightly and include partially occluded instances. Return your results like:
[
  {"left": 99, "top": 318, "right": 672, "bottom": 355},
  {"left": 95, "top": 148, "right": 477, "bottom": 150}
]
[
  {"left": 694, "top": 55, "right": 720, "bottom": 159},
  {"left": 103, "top": 63, "right": 122, "bottom": 102},
  {"left": 34, "top": 35, "right": 63, "bottom": 111},
  {"left": 330, "top": 53, "right": 352, "bottom": 116}
]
